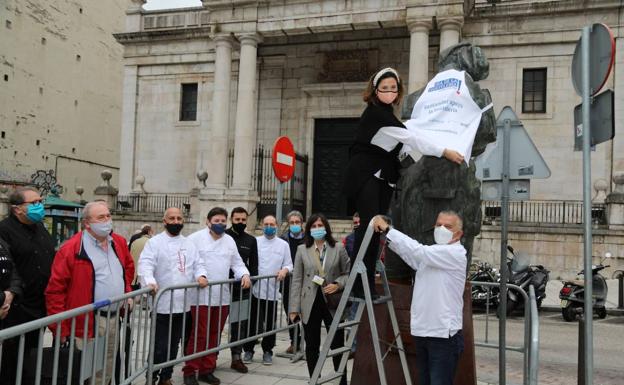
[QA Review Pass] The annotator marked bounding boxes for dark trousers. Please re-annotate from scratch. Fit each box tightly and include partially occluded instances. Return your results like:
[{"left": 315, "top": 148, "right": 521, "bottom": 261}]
[
  {"left": 152, "top": 312, "right": 190, "bottom": 381},
  {"left": 281, "top": 275, "right": 299, "bottom": 346},
  {"left": 302, "top": 290, "right": 347, "bottom": 385},
  {"left": 243, "top": 297, "right": 277, "bottom": 354},
  {"left": 413, "top": 331, "right": 464, "bottom": 385},
  {"left": 353, "top": 177, "right": 394, "bottom": 295},
  {"left": 0, "top": 308, "right": 41, "bottom": 385}
]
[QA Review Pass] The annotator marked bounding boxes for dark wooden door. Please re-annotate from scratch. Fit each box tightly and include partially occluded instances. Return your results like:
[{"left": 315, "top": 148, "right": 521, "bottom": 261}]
[{"left": 312, "top": 118, "right": 358, "bottom": 219}]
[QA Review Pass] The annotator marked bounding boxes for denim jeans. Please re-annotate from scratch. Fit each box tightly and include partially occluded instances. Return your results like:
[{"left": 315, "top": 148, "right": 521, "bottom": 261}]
[{"left": 413, "top": 331, "right": 464, "bottom": 385}]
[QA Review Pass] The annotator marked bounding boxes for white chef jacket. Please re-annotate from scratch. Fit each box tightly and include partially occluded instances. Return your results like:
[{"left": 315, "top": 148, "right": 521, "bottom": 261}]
[
  {"left": 253, "top": 235, "right": 293, "bottom": 301},
  {"left": 138, "top": 231, "right": 207, "bottom": 314},
  {"left": 187, "top": 228, "right": 250, "bottom": 306},
  {"left": 386, "top": 229, "right": 466, "bottom": 338}
]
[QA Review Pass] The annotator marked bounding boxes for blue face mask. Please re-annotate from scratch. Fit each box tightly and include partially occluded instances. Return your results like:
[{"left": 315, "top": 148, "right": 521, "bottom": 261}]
[
  {"left": 26, "top": 202, "right": 45, "bottom": 223},
  {"left": 289, "top": 224, "right": 302, "bottom": 234},
  {"left": 310, "top": 227, "right": 327, "bottom": 241},
  {"left": 263, "top": 226, "right": 277, "bottom": 237},
  {"left": 210, "top": 223, "right": 227, "bottom": 235}
]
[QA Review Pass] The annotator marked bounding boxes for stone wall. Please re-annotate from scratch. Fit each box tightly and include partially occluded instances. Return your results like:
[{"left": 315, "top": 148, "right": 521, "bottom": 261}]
[
  {"left": 473, "top": 225, "right": 624, "bottom": 280},
  {"left": 0, "top": 1, "right": 126, "bottom": 201}
]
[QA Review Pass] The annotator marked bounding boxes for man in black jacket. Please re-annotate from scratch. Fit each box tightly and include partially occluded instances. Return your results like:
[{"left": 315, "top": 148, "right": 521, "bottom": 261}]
[
  {"left": 0, "top": 187, "right": 56, "bottom": 385},
  {"left": 279, "top": 210, "right": 305, "bottom": 354},
  {"left": 225, "top": 207, "right": 258, "bottom": 373}
]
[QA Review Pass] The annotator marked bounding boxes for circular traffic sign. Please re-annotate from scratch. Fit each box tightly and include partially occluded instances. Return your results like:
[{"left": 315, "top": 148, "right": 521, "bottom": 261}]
[
  {"left": 571, "top": 23, "right": 615, "bottom": 96},
  {"left": 272, "top": 136, "right": 296, "bottom": 183}
]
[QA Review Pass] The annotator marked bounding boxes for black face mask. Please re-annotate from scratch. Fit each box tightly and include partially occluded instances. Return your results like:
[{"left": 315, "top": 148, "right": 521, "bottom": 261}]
[
  {"left": 232, "top": 223, "right": 247, "bottom": 234},
  {"left": 165, "top": 223, "right": 184, "bottom": 236}
]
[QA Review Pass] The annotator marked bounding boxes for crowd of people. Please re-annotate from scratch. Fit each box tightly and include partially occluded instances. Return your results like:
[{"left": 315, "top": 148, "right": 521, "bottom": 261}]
[{"left": 0, "top": 66, "right": 469, "bottom": 385}]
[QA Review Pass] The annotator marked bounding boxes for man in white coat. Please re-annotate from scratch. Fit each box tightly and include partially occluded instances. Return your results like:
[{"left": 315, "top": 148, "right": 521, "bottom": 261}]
[
  {"left": 372, "top": 211, "right": 466, "bottom": 385},
  {"left": 182, "top": 207, "right": 251, "bottom": 385},
  {"left": 138, "top": 207, "right": 208, "bottom": 385},
  {"left": 242, "top": 214, "right": 292, "bottom": 365}
]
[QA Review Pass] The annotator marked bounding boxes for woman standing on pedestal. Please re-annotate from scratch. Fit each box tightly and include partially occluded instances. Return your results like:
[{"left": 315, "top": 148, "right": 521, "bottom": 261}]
[{"left": 344, "top": 67, "right": 463, "bottom": 295}]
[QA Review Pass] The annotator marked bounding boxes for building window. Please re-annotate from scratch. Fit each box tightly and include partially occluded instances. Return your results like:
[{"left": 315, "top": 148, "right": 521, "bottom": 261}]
[
  {"left": 522, "top": 68, "right": 547, "bottom": 113},
  {"left": 180, "top": 83, "right": 198, "bottom": 121}
]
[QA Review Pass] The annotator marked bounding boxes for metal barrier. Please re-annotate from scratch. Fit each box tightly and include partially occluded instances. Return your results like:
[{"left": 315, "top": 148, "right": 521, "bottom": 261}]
[
  {"left": 469, "top": 281, "right": 540, "bottom": 385},
  {"left": 145, "top": 274, "right": 299, "bottom": 385},
  {"left": 0, "top": 287, "right": 153, "bottom": 385}
]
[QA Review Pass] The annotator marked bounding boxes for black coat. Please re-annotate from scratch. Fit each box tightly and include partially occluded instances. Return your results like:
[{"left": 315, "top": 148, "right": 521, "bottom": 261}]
[
  {"left": 225, "top": 227, "right": 258, "bottom": 300},
  {"left": 0, "top": 215, "right": 55, "bottom": 320},
  {"left": 344, "top": 102, "right": 404, "bottom": 209}
]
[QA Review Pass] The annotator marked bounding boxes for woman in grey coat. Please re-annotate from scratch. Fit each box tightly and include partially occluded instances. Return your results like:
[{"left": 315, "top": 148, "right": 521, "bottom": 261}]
[{"left": 288, "top": 213, "right": 350, "bottom": 385}]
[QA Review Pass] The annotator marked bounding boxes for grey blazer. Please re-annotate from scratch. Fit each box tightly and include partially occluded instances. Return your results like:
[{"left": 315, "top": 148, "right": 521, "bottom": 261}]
[{"left": 288, "top": 242, "right": 351, "bottom": 324}]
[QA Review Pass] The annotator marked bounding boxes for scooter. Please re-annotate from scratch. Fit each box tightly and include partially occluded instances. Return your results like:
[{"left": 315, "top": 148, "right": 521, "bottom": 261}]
[
  {"left": 559, "top": 252, "right": 611, "bottom": 322},
  {"left": 497, "top": 245, "right": 550, "bottom": 317},
  {"left": 469, "top": 261, "right": 500, "bottom": 307}
]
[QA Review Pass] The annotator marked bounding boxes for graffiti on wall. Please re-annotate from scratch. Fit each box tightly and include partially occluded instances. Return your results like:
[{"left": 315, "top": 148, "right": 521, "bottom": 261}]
[{"left": 30, "top": 169, "right": 63, "bottom": 197}]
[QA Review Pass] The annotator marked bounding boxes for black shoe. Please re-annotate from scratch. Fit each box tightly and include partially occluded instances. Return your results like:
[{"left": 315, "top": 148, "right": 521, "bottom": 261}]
[
  {"left": 197, "top": 373, "right": 221, "bottom": 385},
  {"left": 183, "top": 375, "right": 199, "bottom": 385}
]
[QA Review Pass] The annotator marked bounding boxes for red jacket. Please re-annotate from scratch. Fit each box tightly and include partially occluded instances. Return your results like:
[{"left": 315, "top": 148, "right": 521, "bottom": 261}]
[{"left": 45, "top": 231, "right": 135, "bottom": 337}]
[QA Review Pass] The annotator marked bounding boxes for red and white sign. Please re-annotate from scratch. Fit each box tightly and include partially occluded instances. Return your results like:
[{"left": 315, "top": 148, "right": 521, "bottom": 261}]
[{"left": 272, "top": 136, "right": 296, "bottom": 183}]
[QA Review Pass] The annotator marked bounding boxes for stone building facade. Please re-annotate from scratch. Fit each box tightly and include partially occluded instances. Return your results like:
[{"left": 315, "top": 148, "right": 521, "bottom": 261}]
[
  {"left": 113, "top": 0, "right": 624, "bottom": 223},
  {"left": 0, "top": 0, "right": 127, "bottom": 201}
]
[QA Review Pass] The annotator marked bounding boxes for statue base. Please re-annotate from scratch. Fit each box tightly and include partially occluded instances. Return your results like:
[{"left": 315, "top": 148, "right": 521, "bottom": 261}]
[{"left": 351, "top": 281, "right": 476, "bottom": 385}]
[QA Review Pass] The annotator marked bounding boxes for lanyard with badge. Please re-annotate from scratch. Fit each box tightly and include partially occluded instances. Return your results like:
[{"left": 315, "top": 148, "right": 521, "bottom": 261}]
[{"left": 311, "top": 244, "right": 327, "bottom": 286}]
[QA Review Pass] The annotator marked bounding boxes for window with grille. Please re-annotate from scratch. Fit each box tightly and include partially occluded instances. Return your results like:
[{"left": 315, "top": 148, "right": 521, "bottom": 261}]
[
  {"left": 522, "top": 68, "right": 547, "bottom": 113},
  {"left": 180, "top": 83, "right": 198, "bottom": 121}
]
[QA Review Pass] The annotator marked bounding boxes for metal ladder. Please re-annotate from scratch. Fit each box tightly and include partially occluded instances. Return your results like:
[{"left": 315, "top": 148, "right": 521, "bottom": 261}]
[{"left": 309, "top": 222, "right": 412, "bottom": 385}]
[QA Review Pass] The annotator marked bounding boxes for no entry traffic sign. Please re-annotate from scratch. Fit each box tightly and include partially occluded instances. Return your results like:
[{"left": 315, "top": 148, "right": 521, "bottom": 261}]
[
  {"left": 571, "top": 23, "right": 615, "bottom": 96},
  {"left": 272, "top": 136, "right": 295, "bottom": 183}
]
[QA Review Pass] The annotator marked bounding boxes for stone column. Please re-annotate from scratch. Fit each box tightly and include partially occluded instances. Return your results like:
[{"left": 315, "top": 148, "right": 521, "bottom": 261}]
[
  {"left": 118, "top": 65, "right": 139, "bottom": 194},
  {"left": 232, "top": 33, "right": 262, "bottom": 190},
  {"left": 438, "top": 17, "right": 464, "bottom": 53},
  {"left": 203, "top": 35, "right": 234, "bottom": 189},
  {"left": 407, "top": 20, "right": 432, "bottom": 94}
]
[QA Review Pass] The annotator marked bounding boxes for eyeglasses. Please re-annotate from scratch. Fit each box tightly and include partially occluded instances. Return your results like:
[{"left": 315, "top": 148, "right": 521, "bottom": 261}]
[{"left": 23, "top": 199, "right": 43, "bottom": 205}]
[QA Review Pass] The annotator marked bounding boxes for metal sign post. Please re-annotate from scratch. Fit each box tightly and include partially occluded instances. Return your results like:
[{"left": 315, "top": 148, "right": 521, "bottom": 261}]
[
  {"left": 271, "top": 136, "right": 296, "bottom": 224},
  {"left": 580, "top": 26, "right": 593, "bottom": 385},
  {"left": 498, "top": 118, "right": 511, "bottom": 385}
]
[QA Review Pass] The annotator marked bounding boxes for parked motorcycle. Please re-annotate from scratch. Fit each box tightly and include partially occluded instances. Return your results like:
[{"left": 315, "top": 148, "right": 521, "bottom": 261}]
[
  {"left": 559, "top": 252, "right": 611, "bottom": 322},
  {"left": 469, "top": 261, "right": 500, "bottom": 307},
  {"left": 497, "top": 245, "right": 550, "bottom": 317}
]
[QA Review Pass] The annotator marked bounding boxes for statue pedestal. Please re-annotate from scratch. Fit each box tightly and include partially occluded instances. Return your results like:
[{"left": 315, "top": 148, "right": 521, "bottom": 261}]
[{"left": 351, "top": 281, "right": 476, "bottom": 385}]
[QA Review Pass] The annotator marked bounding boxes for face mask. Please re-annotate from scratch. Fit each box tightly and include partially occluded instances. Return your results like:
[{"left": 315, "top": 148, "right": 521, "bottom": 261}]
[
  {"left": 434, "top": 225, "right": 454, "bottom": 245},
  {"left": 231, "top": 223, "right": 246, "bottom": 234},
  {"left": 310, "top": 227, "right": 327, "bottom": 241},
  {"left": 210, "top": 223, "right": 227, "bottom": 235},
  {"left": 263, "top": 226, "right": 276, "bottom": 237},
  {"left": 289, "top": 224, "right": 302, "bottom": 234},
  {"left": 165, "top": 223, "right": 184, "bottom": 236},
  {"left": 90, "top": 220, "right": 113, "bottom": 238},
  {"left": 26, "top": 202, "right": 45, "bottom": 223}
]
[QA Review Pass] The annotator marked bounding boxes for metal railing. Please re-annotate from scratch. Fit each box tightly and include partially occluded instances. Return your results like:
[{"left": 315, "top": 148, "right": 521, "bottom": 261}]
[
  {"left": 469, "top": 281, "right": 540, "bottom": 385},
  {"left": 481, "top": 200, "right": 607, "bottom": 225},
  {"left": 112, "top": 194, "right": 191, "bottom": 214},
  {"left": 0, "top": 288, "right": 153, "bottom": 385},
  {"left": 145, "top": 274, "right": 299, "bottom": 384}
]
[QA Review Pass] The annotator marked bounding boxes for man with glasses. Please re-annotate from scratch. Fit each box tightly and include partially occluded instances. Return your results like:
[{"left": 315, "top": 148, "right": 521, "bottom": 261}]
[
  {"left": 0, "top": 187, "right": 55, "bottom": 385},
  {"left": 279, "top": 210, "right": 305, "bottom": 354}
]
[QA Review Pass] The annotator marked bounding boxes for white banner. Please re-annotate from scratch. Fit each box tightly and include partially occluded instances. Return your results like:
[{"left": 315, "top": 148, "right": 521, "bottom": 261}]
[{"left": 405, "top": 69, "right": 492, "bottom": 163}]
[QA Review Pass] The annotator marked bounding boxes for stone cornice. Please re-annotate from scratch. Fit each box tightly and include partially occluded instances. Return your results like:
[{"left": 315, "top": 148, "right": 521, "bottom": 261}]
[
  {"left": 114, "top": 27, "right": 213, "bottom": 44},
  {"left": 471, "top": 0, "right": 622, "bottom": 19},
  {"left": 202, "top": 0, "right": 268, "bottom": 11}
]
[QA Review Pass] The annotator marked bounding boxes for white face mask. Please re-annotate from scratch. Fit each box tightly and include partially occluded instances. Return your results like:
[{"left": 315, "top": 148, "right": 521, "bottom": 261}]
[
  {"left": 434, "top": 225, "right": 454, "bottom": 245},
  {"left": 89, "top": 220, "right": 113, "bottom": 238}
]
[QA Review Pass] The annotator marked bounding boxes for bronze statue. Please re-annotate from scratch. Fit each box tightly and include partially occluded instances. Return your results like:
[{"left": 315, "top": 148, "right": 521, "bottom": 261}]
[{"left": 386, "top": 42, "right": 497, "bottom": 280}]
